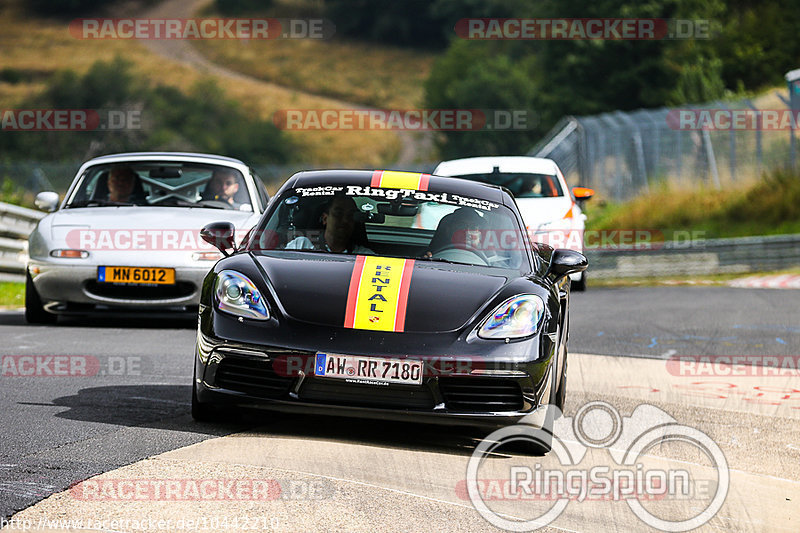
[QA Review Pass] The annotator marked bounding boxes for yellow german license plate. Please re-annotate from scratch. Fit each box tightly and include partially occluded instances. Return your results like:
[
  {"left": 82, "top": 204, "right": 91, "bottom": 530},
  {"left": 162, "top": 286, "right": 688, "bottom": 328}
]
[{"left": 98, "top": 266, "right": 175, "bottom": 285}]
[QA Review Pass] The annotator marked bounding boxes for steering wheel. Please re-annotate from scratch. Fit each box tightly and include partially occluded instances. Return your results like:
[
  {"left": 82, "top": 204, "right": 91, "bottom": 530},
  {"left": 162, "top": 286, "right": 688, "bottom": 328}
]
[
  {"left": 197, "top": 200, "right": 234, "bottom": 210},
  {"left": 432, "top": 243, "right": 490, "bottom": 265}
]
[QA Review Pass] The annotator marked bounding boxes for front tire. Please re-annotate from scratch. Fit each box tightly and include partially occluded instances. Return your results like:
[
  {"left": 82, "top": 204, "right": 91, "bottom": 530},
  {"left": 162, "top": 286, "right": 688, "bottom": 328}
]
[
  {"left": 25, "top": 271, "right": 56, "bottom": 324},
  {"left": 571, "top": 272, "right": 587, "bottom": 292},
  {"left": 191, "top": 367, "right": 226, "bottom": 422}
]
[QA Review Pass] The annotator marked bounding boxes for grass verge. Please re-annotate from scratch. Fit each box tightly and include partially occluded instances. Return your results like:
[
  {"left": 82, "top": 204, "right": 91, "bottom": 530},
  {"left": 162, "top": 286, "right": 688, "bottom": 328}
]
[
  {"left": 192, "top": 38, "right": 435, "bottom": 110},
  {"left": 193, "top": 1, "right": 435, "bottom": 109},
  {"left": 588, "top": 268, "right": 800, "bottom": 288},
  {"left": 0, "top": 282, "right": 24, "bottom": 308},
  {"left": 585, "top": 168, "right": 800, "bottom": 240},
  {"left": 0, "top": 1, "right": 401, "bottom": 166}
]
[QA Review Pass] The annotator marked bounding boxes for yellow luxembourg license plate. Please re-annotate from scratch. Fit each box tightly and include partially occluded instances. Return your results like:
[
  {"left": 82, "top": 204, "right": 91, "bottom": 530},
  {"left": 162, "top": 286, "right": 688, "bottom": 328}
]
[
  {"left": 98, "top": 266, "right": 175, "bottom": 285},
  {"left": 314, "top": 353, "right": 423, "bottom": 385}
]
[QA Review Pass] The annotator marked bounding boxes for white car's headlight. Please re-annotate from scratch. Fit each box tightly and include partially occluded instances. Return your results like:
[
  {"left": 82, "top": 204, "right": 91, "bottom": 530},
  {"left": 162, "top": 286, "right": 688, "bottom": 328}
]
[
  {"left": 478, "top": 294, "right": 545, "bottom": 339},
  {"left": 214, "top": 270, "right": 269, "bottom": 320}
]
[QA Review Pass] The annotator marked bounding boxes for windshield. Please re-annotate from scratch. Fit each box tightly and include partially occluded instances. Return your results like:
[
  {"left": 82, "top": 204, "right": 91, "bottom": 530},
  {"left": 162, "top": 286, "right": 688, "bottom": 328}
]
[
  {"left": 65, "top": 162, "right": 253, "bottom": 210},
  {"left": 248, "top": 185, "right": 530, "bottom": 271},
  {"left": 451, "top": 172, "right": 563, "bottom": 198}
]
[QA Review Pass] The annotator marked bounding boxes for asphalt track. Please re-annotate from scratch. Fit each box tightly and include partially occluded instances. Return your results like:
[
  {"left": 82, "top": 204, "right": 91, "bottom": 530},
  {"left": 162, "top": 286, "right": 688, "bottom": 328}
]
[{"left": 1, "top": 286, "right": 798, "bottom": 532}]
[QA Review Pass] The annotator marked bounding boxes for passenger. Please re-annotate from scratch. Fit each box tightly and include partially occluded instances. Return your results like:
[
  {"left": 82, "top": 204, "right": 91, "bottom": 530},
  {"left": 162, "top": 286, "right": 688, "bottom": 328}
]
[{"left": 425, "top": 207, "right": 485, "bottom": 258}]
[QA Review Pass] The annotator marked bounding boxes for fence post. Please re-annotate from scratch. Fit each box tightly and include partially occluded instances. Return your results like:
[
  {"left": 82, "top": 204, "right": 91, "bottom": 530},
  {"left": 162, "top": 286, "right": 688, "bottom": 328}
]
[
  {"left": 702, "top": 129, "right": 721, "bottom": 189},
  {"left": 615, "top": 111, "right": 649, "bottom": 194},
  {"left": 744, "top": 100, "right": 762, "bottom": 177},
  {"left": 785, "top": 69, "right": 800, "bottom": 170}
]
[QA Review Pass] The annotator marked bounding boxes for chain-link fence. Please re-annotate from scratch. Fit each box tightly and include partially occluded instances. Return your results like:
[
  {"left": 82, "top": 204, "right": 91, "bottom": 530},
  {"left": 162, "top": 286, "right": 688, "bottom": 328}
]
[{"left": 530, "top": 71, "right": 800, "bottom": 201}]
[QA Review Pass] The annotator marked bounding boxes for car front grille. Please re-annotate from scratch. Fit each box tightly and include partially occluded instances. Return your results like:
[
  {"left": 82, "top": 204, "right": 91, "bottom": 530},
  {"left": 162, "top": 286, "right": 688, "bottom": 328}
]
[
  {"left": 215, "top": 354, "right": 294, "bottom": 399},
  {"left": 299, "top": 378, "right": 436, "bottom": 410},
  {"left": 85, "top": 280, "right": 196, "bottom": 300},
  {"left": 438, "top": 377, "right": 523, "bottom": 412}
]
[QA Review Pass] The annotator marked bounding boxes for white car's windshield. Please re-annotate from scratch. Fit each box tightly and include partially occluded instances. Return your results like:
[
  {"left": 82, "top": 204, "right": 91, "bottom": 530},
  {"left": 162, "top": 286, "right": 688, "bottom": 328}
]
[
  {"left": 65, "top": 162, "right": 253, "bottom": 211},
  {"left": 451, "top": 172, "right": 563, "bottom": 198},
  {"left": 249, "top": 186, "right": 530, "bottom": 271}
]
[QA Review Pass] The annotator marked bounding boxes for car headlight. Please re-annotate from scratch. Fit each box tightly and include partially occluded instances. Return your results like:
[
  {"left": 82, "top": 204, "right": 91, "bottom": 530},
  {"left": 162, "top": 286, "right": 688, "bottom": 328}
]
[
  {"left": 214, "top": 270, "right": 269, "bottom": 320},
  {"left": 478, "top": 294, "right": 545, "bottom": 339}
]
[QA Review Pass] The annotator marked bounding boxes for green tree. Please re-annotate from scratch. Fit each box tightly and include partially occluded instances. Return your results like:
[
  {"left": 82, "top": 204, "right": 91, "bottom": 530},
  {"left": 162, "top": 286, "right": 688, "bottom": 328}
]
[
  {"left": 425, "top": 40, "right": 541, "bottom": 157},
  {"left": 0, "top": 57, "right": 292, "bottom": 163}
]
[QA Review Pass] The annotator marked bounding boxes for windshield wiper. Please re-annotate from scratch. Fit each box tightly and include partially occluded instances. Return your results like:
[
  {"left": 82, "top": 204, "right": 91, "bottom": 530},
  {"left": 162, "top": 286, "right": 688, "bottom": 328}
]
[
  {"left": 422, "top": 256, "right": 471, "bottom": 266},
  {"left": 67, "top": 199, "right": 135, "bottom": 208}
]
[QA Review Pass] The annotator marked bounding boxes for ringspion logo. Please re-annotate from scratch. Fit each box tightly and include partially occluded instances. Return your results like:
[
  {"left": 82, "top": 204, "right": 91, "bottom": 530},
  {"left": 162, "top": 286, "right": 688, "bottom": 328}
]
[{"left": 466, "top": 401, "right": 728, "bottom": 531}]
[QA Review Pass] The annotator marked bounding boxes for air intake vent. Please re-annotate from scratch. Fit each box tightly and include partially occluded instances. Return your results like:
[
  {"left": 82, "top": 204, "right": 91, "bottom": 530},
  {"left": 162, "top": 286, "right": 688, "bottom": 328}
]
[
  {"left": 215, "top": 354, "right": 293, "bottom": 399},
  {"left": 438, "top": 377, "right": 523, "bottom": 412},
  {"left": 85, "top": 281, "right": 195, "bottom": 300},
  {"left": 300, "top": 378, "right": 435, "bottom": 410}
]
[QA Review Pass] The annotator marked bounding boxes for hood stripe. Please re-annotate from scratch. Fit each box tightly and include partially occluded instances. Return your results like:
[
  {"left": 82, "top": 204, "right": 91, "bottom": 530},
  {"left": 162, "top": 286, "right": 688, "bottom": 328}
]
[
  {"left": 343, "top": 255, "right": 367, "bottom": 329},
  {"left": 393, "top": 259, "right": 415, "bottom": 332},
  {"left": 344, "top": 255, "right": 415, "bottom": 332}
]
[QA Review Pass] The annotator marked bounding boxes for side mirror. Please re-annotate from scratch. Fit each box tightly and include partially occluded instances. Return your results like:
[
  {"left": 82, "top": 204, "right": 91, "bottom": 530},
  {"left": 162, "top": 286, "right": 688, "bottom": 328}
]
[
  {"left": 35, "top": 191, "right": 59, "bottom": 212},
  {"left": 572, "top": 186, "right": 595, "bottom": 201},
  {"left": 200, "top": 221, "right": 236, "bottom": 256},
  {"left": 548, "top": 249, "right": 588, "bottom": 281}
]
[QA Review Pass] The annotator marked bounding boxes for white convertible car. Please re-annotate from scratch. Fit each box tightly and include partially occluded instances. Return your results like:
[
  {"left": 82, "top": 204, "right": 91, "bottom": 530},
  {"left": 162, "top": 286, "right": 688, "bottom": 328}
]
[
  {"left": 432, "top": 156, "right": 593, "bottom": 290},
  {"left": 26, "top": 152, "right": 271, "bottom": 323}
]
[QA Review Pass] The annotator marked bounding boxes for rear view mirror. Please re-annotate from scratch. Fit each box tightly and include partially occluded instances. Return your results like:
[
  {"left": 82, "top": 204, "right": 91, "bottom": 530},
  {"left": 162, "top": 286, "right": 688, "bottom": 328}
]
[
  {"left": 149, "top": 167, "right": 182, "bottom": 179},
  {"left": 572, "top": 186, "right": 595, "bottom": 201},
  {"left": 35, "top": 191, "right": 59, "bottom": 212},
  {"left": 378, "top": 201, "right": 419, "bottom": 216},
  {"left": 200, "top": 221, "right": 236, "bottom": 256},
  {"left": 548, "top": 249, "right": 588, "bottom": 281}
]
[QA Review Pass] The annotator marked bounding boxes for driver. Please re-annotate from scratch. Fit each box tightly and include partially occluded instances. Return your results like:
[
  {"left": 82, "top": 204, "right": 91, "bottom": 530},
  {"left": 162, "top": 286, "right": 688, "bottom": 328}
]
[
  {"left": 285, "top": 195, "right": 373, "bottom": 254},
  {"left": 107, "top": 166, "right": 140, "bottom": 203},
  {"left": 207, "top": 169, "right": 242, "bottom": 207}
]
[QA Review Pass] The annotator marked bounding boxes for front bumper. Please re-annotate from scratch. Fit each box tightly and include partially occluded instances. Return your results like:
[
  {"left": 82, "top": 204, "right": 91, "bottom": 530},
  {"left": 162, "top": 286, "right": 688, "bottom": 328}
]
[
  {"left": 194, "top": 325, "right": 555, "bottom": 430},
  {"left": 29, "top": 261, "right": 214, "bottom": 312}
]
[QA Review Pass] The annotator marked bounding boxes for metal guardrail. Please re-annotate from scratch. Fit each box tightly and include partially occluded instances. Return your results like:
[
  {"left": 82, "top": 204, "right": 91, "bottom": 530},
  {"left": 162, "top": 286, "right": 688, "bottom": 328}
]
[
  {"left": 585, "top": 233, "right": 800, "bottom": 279},
  {"left": 1, "top": 200, "right": 798, "bottom": 282},
  {"left": 0, "top": 201, "right": 45, "bottom": 280}
]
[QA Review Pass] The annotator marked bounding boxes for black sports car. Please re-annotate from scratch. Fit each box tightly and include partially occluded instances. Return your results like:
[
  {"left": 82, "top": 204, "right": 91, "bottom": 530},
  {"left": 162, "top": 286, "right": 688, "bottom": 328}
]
[{"left": 193, "top": 170, "right": 587, "bottom": 453}]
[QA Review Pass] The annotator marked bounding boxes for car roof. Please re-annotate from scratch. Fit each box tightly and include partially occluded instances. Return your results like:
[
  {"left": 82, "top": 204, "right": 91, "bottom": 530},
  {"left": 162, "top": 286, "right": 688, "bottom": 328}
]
[
  {"left": 286, "top": 170, "right": 509, "bottom": 204},
  {"left": 84, "top": 152, "right": 247, "bottom": 166},
  {"left": 433, "top": 156, "right": 560, "bottom": 176}
]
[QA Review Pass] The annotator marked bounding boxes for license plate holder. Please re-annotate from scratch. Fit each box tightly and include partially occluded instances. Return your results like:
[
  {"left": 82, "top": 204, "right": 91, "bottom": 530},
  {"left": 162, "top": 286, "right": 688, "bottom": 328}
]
[
  {"left": 314, "top": 353, "right": 423, "bottom": 385},
  {"left": 97, "top": 266, "right": 176, "bottom": 285}
]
